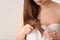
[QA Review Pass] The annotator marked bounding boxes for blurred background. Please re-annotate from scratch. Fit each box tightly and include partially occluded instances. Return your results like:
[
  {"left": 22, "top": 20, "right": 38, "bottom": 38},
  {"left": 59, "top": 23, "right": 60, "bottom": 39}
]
[{"left": 0, "top": 0, "right": 60, "bottom": 40}]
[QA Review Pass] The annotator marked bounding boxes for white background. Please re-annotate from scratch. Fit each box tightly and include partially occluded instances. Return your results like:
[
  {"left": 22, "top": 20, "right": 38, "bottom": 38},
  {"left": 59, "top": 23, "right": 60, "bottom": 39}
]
[{"left": 0, "top": 0, "right": 60, "bottom": 40}]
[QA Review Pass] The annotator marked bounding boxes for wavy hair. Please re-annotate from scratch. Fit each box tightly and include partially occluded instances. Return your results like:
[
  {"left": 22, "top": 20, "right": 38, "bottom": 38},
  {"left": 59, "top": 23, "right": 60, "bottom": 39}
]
[{"left": 23, "top": 0, "right": 44, "bottom": 33}]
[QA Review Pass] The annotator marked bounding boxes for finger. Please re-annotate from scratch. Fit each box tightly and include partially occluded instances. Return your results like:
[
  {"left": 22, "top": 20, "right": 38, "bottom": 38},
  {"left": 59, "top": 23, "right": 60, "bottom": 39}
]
[
  {"left": 52, "top": 31, "right": 57, "bottom": 35},
  {"left": 25, "top": 27, "right": 32, "bottom": 31},
  {"left": 49, "top": 38, "right": 53, "bottom": 40},
  {"left": 30, "top": 26, "right": 34, "bottom": 30},
  {"left": 48, "top": 30, "right": 53, "bottom": 33},
  {"left": 25, "top": 24, "right": 34, "bottom": 30},
  {"left": 43, "top": 31, "right": 48, "bottom": 35},
  {"left": 25, "top": 28, "right": 32, "bottom": 34},
  {"left": 46, "top": 34, "right": 53, "bottom": 39},
  {"left": 43, "top": 31, "right": 50, "bottom": 37},
  {"left": 25, "top": 24, "right": 31, "bottom": 27},
  {"left": 43, "top": 31, "right": 53, "bottom": 38},
  {"left": 26, "top": 26, "right": 34, "bottom": 31},
  {"left": 49, "top": 33, "right": 57, "bottom": 40},
  {"left": 48, "top": 30, "right": 56, "bottom": 35},
  {"left": 48, "top": 32, "right": 57, "bottom": 38},
  {"left": 52, "top": 34, "right": 57, "bottom": 38}
]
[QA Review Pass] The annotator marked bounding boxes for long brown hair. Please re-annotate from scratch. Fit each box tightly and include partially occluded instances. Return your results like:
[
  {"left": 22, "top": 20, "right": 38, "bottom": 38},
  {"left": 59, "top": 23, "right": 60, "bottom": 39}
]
[{"left": 23, "top": 0, "right": 44, "bottom": 33}]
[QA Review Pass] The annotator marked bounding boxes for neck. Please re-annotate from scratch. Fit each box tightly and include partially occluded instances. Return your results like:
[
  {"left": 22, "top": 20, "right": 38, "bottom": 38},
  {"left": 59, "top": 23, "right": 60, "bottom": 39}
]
[{"left": 39, "top": 0, "right": 53, "bottom": 9}]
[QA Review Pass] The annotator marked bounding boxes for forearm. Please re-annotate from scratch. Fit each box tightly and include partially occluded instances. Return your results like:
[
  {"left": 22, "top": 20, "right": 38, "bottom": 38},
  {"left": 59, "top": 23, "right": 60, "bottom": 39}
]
[{"left": 15, "top": 32, "right": 26, "bottom": 40}]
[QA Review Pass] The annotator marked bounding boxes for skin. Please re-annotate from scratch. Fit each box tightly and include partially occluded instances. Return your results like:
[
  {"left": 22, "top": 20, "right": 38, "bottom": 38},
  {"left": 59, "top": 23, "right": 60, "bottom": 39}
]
[
  {"left": 37, "top": 0, "right": 60, "bottom": 26},
  {"left": 15, "top": 0, "right": 60, "bottom": 40},
  {"left": 36, "top": 0, "right": 60, "bottom": 40}
]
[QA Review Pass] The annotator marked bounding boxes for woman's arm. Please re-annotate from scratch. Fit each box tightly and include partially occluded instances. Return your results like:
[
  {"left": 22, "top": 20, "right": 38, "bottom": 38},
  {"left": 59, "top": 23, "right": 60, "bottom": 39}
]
[
  {"left": 15, "top": 8, "right": 34, "bottom": 40},
  {"left": 15, "top": 8, "right": 25, "bottom": 40}
]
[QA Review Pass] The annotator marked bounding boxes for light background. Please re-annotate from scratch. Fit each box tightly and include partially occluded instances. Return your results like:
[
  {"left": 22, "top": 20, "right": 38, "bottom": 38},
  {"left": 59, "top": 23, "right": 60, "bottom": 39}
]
[{"left": 0, "top": 0, "right": 60, "bottom": 40}]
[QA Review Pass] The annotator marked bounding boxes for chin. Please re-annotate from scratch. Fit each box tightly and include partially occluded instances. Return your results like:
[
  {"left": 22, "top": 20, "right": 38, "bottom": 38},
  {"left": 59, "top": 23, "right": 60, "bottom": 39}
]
[
  {"left": 37, "top": 2, "right": 46, "bottom": 5},
  {"left": 36, "top": 2, "right": 42, "bottom": 5}
]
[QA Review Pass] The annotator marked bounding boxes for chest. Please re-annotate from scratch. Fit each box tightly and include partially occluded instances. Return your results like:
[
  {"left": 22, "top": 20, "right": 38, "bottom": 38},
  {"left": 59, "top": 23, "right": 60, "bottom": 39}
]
[{"left": 38, "top": 8, "right": 60, "bottom": 25}]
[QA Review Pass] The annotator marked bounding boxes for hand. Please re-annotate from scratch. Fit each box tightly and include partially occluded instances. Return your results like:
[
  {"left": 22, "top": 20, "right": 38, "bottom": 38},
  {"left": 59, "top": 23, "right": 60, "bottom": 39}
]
[
  {"left": 20, "top": 24, "right": 34, "bottom": 35},
  {"left": 43, "top": 30, "right": 57, "bottom": 40},
  {"left": 15, "top": 24, "right": 34, "bottom": 40}
]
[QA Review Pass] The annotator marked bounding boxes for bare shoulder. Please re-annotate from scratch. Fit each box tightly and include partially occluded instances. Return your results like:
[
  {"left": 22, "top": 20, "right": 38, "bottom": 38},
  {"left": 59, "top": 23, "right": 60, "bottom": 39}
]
[
  {"left": 54, "top": 2, "right": 60, "bottom": 9},
  {"left": 50, "top": 2, "right": 60, "bottom": 11},
  {"left": 54, "top": 3, "right": 60, "bottom": 21},
  {"left": 51, "top": 1, "right": 60, "bottom": 8},
  {"left": 55, "top": 3, "right": 60, "bottom": 13},
  {"left": 52, "top": 2, "right": 60, "bottom": 13}
]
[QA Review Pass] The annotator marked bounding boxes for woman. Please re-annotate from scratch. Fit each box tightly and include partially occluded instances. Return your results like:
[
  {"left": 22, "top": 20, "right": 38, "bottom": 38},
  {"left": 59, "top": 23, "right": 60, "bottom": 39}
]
[{"left": 15, "top": 0, "right": 60, "bottom": 40}]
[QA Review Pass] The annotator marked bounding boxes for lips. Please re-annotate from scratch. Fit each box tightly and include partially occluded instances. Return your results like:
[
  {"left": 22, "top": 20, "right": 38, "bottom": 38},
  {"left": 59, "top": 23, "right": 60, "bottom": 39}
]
[
  {"left": 36, "top": 1, "right": 42, "bottom": 3},
  {"left": 37, "top": 0, "right": 42, "bottom": 3}
]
